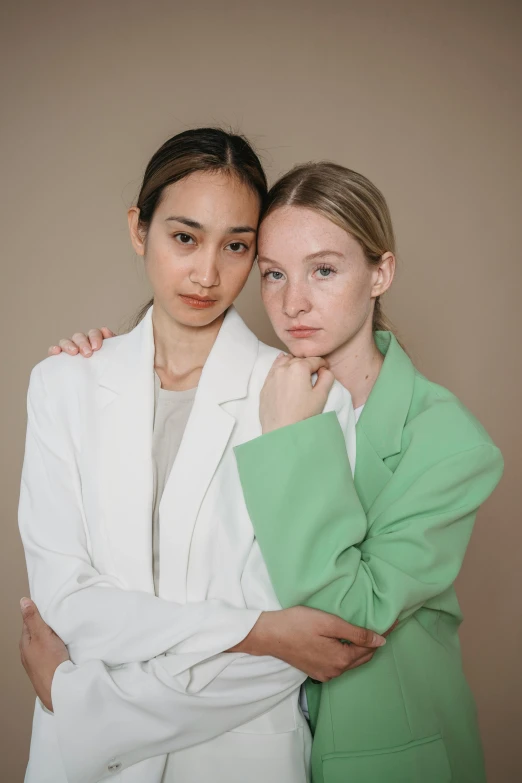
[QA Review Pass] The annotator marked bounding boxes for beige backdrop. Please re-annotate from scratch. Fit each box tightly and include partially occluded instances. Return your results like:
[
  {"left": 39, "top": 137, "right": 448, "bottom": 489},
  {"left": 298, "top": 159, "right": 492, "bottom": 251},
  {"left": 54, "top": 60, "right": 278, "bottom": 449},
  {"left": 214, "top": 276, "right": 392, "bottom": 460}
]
[{"left": 1, "top": 0, "right": 520, "bottom": 780}]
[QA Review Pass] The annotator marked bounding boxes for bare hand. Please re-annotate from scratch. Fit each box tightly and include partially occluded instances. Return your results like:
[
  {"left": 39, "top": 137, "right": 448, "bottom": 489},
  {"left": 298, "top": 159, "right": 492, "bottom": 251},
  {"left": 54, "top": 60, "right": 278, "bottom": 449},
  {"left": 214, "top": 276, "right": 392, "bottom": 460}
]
[
  {"left": 260, "top": 354, "right": 335, "bottom": 434},
  {"left": 229, "top": 606, "right": 390, "bottom": 682},
  {"left": 48, "top": 327, "right": 115, "bottom": 358},
  {"left": 19, "top": 599, "right": 70, "bottom": 712}
]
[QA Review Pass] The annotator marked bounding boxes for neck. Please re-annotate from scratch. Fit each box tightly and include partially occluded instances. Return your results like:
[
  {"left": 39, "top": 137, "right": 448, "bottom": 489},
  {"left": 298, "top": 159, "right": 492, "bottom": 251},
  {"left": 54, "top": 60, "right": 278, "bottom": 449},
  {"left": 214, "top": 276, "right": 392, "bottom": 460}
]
[
  {"left": 152, "top": 302, "right": 225, "bottom": 390},
  {"left": 325, "top": 319, "right": 384, "bottom": 409}
]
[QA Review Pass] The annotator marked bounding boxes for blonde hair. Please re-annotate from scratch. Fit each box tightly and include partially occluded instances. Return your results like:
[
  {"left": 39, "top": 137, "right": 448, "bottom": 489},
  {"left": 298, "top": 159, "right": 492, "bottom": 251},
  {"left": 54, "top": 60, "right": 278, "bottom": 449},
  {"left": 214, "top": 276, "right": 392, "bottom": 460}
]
[{"left": 262, "top": 162, "right": 396, "bottom": 333}]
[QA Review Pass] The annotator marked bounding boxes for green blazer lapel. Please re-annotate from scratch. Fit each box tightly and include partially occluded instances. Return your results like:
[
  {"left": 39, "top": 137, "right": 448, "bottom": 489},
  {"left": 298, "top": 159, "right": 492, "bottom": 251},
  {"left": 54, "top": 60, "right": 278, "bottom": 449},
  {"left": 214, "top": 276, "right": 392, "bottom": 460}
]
[
  {"left": 354, "top": 332, "right": 416, "bottom": 510},
  {"left": 353, "top": 427, "right": 392, "bottom": 512}
]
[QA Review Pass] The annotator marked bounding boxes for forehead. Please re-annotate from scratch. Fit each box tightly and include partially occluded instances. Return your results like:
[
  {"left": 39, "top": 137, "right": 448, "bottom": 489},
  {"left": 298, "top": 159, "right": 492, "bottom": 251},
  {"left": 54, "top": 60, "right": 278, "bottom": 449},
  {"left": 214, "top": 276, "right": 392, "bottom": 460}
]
[
  {"left": 258, "top": 206, "right": 355, "bottom": 259},
  {"left": 155, "top": 171, "right": 260, "bottom": 226}
]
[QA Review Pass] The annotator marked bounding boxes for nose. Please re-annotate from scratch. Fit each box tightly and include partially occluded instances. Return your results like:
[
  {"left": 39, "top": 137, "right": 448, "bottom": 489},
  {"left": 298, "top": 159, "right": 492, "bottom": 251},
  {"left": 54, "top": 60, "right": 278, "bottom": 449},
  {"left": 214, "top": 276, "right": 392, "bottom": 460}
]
[
  {"left": 189, "top": 246, "right": 220, "bottom": 288},
  {"left": 282, "top": 280, "right": 312, "bottom": 318}
]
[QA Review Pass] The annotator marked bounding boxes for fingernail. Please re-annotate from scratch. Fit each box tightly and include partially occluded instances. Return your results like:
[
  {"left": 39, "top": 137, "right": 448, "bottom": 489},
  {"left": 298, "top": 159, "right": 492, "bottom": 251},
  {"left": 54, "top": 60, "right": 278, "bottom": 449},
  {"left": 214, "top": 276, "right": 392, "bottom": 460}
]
[
  {"left": 373, "top": 634, "right": 386, "bottom": 647},
  {"left": 20, "top": 597, "right": 31, "bottom": 609},
  {"left": 82, "top": 347, "right": 92, "bottom": 356}
]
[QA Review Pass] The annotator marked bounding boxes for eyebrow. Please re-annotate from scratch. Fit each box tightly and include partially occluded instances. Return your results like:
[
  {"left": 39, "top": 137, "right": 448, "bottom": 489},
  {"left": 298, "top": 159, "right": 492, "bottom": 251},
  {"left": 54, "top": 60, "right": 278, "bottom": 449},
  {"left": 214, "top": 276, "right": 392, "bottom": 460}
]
[
  {"left": 258, "top": 249, "right": 344, "bottom": 264},
  {"left": 165, "top": 216, "right": 256, "bottom": 234}
]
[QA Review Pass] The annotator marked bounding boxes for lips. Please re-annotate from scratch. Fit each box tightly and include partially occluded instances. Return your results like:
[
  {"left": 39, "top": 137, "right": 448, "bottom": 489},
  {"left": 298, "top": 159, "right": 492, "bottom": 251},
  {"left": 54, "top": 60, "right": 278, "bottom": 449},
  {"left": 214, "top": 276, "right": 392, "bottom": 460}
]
[
  {"left": 287, "top": 327, "right": 321, "bottom": 338},
  {"left": 179, "top": 294, "right": 217, "bottom": 309}
]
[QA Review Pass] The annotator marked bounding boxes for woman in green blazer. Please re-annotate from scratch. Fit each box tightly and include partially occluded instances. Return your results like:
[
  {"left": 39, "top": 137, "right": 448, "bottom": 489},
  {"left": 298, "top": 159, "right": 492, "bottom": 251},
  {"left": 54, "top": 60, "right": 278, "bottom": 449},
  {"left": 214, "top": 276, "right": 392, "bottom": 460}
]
[{"left": 234, "top": 163, "right": 504, "bottom": 783}]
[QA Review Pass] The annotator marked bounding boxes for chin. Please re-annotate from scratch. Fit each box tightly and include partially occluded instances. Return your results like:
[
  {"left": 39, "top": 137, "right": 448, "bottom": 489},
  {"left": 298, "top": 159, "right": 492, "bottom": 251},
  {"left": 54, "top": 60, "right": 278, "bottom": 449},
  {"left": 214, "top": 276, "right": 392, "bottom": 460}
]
[{"left": 283, "top": 337, "right": 333, "bottom": 358}]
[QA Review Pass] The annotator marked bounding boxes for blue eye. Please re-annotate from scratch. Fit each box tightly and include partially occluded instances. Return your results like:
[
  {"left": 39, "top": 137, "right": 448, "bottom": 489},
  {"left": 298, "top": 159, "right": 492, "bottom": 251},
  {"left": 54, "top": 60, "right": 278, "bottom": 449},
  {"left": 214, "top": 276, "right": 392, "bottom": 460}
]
[
  {"left": 315, "top": 265, "right": 335, "bottom": 278},
  {"left": 263, "top": 270, "right": 284, "bottom": 281}
]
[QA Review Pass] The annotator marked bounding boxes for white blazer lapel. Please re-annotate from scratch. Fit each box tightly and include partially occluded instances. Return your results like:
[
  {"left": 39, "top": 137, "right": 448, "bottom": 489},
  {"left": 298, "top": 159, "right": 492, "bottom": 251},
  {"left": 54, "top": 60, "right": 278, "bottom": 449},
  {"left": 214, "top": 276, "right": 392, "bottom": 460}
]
[
  {"left": 96, "top": 307, "right": 155, "bottom": 593},
  {"left": 158, "top": 307, "right": 259, "bottom": 602}
]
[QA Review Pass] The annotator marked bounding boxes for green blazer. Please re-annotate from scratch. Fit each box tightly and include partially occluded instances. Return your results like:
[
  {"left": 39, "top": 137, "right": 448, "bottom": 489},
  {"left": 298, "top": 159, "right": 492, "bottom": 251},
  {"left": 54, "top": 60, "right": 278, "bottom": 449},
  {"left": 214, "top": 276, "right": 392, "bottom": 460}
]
[{"left": 235, "top": 331, "right": 503, "bottom": 783}]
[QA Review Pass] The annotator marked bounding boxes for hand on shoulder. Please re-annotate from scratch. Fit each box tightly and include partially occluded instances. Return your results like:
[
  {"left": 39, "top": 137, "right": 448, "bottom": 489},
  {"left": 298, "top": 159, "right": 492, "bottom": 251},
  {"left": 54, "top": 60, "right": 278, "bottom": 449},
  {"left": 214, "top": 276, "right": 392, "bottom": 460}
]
[{"left": 48, "top": 327, "right": 115, "bottom": 358}]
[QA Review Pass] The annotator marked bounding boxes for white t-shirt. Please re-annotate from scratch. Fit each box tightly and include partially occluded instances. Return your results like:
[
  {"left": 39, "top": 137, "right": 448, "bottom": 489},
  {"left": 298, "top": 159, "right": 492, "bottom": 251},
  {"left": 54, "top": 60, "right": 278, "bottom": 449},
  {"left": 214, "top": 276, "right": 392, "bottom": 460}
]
[
  {"left": 299, "top": 402, "right": 365, "bottom": 719},
  {"left": 151, "top": 372, "right": 197, "bottom": 595}
]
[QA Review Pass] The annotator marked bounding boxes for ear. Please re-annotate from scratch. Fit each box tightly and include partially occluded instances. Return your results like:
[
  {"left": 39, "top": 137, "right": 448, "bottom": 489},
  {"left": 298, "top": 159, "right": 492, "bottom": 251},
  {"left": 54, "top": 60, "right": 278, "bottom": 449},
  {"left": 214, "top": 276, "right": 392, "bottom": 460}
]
[
  {"left": 370, "top": 252, "right": 395, "bottom": 298},
  {"left": 127, "top": 207, "right": 146, "bottom": 256}
]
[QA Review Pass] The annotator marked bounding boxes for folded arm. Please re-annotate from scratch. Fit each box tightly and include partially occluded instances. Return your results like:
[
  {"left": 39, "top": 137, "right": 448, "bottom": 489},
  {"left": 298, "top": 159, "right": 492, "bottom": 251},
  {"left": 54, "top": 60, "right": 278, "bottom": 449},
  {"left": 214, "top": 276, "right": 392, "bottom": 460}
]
[
  {"left": 234, "top": 412, "right": 504, "bottom": 634},
  {"left": 19, "top": 363, "right": 261, "bottom": 670},
  {"left": 50, "top": 652, "right": 303, "bottom": 783}
]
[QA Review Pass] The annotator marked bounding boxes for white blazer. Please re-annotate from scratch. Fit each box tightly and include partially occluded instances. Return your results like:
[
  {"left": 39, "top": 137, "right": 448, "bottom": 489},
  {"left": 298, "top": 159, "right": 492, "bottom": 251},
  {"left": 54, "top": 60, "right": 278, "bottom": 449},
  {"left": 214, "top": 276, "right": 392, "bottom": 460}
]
[{"left": 19, "top": 306, "right": 356, "bottom": 783}]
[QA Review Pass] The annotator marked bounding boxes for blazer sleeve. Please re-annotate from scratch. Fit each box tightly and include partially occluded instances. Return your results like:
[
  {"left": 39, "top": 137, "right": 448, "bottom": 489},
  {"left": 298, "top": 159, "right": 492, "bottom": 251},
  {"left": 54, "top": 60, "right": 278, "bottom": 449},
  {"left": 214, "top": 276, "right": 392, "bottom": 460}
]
[
  {"left": 51, "top": 652, "right": 304, "bottom": 783},
  {"left": 18, "top": 363, "right": 259, "bottom": 670},
  {"left": 234, "top": 411, "right": 504, "bottom": 634}
]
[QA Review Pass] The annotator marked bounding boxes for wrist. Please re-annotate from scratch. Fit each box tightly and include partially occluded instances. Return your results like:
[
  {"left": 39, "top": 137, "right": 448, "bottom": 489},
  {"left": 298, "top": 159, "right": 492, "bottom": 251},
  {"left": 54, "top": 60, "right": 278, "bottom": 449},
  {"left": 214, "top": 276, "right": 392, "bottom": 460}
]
[
  {"left": 262, "top": 418, "right": 295, "bottom": 435},
  {"left": 48, "top": 658, "right": 73, "bottom": 714},
  {"left": 239, "top": 611, "right": 275, "bottom": 656}
]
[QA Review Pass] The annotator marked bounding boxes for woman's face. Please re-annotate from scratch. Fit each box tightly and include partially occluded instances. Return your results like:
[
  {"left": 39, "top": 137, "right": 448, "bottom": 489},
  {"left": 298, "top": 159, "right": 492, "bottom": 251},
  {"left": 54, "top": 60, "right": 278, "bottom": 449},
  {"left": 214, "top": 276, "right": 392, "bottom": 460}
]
[
  {"left": 129, "top": 170, "right": 260, "bottom": 327},
  {"left": 258, "top": 206, "right": 394, "bottom": 358}
]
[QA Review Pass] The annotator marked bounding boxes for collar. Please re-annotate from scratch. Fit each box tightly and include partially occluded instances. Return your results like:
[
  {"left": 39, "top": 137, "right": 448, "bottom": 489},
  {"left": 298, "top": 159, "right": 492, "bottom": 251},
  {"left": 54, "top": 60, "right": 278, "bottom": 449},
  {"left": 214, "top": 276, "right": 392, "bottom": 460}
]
[
  {"left": 197, "top": 306, "right": 259, "bottom": 404},
  {"left": 357, "top": 331, "right": 415, "bottom": 460},
  {"left": 97, "top": 304, "right": 259, "bottom": 406}
]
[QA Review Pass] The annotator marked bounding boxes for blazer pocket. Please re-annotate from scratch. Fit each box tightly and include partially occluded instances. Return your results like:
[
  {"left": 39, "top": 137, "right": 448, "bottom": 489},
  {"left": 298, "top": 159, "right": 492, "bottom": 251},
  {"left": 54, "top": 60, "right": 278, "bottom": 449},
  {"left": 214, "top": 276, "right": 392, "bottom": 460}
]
[{"left": 321, "top": 734, "right": 451, "bottom": 783}]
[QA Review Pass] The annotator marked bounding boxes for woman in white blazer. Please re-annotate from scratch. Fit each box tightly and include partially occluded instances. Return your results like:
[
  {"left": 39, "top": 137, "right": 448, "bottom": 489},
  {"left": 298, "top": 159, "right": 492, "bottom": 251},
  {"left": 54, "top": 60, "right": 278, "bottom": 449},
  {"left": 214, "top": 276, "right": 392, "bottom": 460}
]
[{"left": 18, "top": 129, "right": 384, "bottom": 783}]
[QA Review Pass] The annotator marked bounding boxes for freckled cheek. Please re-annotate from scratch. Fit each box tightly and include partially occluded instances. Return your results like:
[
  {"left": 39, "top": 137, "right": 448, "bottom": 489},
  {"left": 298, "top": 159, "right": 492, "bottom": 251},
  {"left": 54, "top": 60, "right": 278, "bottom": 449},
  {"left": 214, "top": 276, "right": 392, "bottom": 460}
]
[
  {"left": 260, "top": 284, "right": 278, "bottom": 312},
  {"left": 261, "top": 287, "right": 287, "bottom": 334},
  {"left": 315, "top": 285, "right": 363, "bottom": 329}
]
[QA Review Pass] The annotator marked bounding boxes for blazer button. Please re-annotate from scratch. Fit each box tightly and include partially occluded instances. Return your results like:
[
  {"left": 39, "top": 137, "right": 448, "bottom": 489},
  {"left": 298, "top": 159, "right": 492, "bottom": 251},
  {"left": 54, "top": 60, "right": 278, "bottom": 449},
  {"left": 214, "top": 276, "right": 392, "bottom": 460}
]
[{"left": 108, "top": 760, "right": 122, "bottom": 772}]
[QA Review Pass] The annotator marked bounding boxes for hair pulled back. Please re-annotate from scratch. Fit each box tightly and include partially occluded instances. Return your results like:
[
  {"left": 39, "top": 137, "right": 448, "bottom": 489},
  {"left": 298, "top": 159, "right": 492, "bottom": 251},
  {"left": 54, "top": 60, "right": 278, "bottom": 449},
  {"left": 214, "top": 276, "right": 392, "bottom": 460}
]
[{"left": 131, "top": 128, "right": 267, "bottom": 327}]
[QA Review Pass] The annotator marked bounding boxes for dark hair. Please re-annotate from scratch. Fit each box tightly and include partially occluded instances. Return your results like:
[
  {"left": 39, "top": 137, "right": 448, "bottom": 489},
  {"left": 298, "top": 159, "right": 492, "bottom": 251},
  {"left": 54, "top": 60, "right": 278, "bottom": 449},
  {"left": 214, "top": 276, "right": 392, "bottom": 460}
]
[
  {"left": 131, "top": 127, "right": 267, "bottom": 327},
  {"left": 262, "top": 162, "right": 396, "bottom": 334}
]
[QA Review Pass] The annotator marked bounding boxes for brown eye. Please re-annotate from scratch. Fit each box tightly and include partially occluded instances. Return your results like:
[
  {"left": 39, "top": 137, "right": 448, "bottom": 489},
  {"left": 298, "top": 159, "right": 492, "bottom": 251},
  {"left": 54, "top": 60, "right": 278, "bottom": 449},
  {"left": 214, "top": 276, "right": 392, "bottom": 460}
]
[
  {"left": 174, "top": 233, "right": 195, "bottom": 245},
  {"left": 226, "top": 242, "right": 248, "bottom": 253}
]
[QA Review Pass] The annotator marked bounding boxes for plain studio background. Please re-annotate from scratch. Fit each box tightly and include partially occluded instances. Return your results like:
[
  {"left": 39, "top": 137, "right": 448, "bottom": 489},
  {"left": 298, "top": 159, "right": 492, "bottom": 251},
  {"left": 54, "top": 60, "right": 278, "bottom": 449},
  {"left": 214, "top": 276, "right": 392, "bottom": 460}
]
[{"left": 1, "top": 0, "right": 520, "bottom": 779}]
